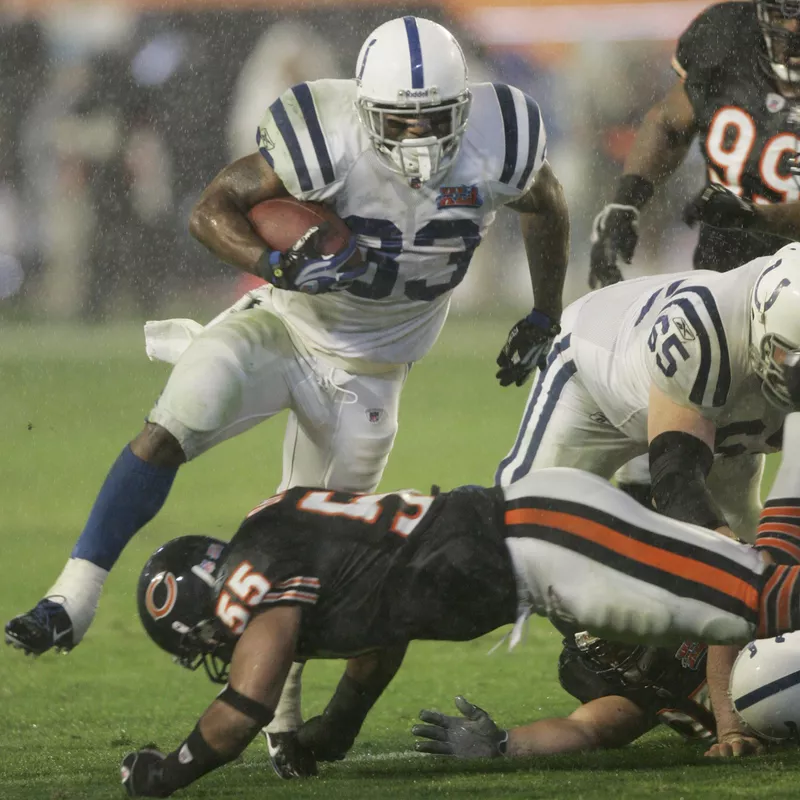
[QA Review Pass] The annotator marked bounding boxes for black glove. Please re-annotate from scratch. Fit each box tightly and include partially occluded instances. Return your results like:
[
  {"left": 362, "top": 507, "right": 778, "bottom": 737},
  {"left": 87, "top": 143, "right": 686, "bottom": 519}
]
[
  {"left": 256, "top": 223, "right": 365, "bottom": 294},
  {"left": 589, "top": 204, "right": 639, "bottom": 289},
  {"left": 496, "top": 309, "right": 560, "bottom": 387},
  {"left": 120, "top": 749, "right": 172, "bottom": 798},
  {"left": 296, "top": 714, "right": 354, "bottom": 762},
  {"left": 412, "top": 696, "right": 508, "bottom": 758},
  {"left": 683, "top": 183, "right": 756, "bottom": 230}
]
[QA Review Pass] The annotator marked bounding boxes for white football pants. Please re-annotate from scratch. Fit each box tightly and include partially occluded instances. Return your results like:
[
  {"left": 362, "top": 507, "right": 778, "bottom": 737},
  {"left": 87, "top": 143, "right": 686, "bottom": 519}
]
[
  {"left": 148, "top": 302, "right": 408, "bottom": 493},
  {"left": 503, "top": 468, "right": 768, "bottom": 646}
]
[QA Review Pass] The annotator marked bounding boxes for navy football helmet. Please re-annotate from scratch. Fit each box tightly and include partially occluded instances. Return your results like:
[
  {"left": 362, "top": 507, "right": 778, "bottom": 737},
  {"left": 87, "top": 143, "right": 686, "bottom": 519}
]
[
  {"left": 137, "top": 535, "right": 233, "bottom": 684},
  {"left": 755, "top": 1, "right": 800, "bottom": 84}
]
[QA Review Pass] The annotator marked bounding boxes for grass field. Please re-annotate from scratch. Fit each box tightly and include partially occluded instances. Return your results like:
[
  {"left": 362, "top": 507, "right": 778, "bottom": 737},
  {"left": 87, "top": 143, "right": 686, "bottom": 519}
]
[{"left": 1, "top": 316, "right": 798, "bottom": 799}]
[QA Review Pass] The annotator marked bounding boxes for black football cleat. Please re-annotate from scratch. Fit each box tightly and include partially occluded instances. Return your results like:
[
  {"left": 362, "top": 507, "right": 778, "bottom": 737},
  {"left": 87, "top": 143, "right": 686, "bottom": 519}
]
[
  {"left": 5, "top": 599, "right": 75, "bottom": 655},
  {"left": 264, "top": 731, "right": 318, "bottom": 779}
]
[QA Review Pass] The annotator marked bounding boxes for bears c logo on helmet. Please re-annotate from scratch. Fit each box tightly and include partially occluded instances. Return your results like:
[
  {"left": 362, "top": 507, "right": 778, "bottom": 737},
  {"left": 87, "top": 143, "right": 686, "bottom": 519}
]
[{"left": 145, "top": 571, "right": 178, "bottom": 620}]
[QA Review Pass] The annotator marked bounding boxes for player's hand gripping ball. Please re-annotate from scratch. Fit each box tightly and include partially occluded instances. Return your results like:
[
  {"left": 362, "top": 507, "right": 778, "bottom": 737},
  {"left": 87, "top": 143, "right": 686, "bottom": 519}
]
[{"left": 248, "top": 198, "right": 366, "bottom": 294}]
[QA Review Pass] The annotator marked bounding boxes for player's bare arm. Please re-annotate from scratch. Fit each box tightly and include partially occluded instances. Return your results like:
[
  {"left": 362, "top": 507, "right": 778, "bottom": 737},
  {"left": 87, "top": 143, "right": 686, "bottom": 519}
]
[
  {"left": 495, "top": 162, "right": 569, "bottom": 388},
  {"left": 297, "top": 644, "right": 408, "bottom": 762},
  {"left": 589, "top": 81, "right": 696, "bottom": 288},
  {"left": 189, "top": 153, "right": 290, "bottom": 273},
  {"left": 647, "top": 384, "right": 733, "bottom": 537},
  {"left": 413, "top": 694, "right": 651, "bottom": 758},
  {"left": 508, "top": 696, "right": 651, "bottom": 755},
  {"left": 122, "top": 606, "right": 300, "bottom": 797},
  {"left": 506, "top": 160, "right": 570, "bottom": 323},
  {"left": 622, "top": 81, "right": 697, "bottom": 185},
  {"left": 647, "top": 387, "right": 762, "bottom": 753},
  {"left": 704, "top": 645, "right": 764, "bottom": 759}
]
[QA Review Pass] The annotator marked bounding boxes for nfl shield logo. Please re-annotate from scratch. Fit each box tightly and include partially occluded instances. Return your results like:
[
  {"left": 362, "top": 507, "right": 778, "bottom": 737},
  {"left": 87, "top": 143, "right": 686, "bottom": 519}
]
[{"left": 367, "top": 408, "right": 383, "bottom": 424}]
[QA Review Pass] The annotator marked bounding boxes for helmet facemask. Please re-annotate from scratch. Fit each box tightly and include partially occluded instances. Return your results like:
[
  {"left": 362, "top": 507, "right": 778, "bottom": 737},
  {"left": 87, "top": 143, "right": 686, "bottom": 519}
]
[
  {"left": 171, "top": 616, "right": 234, "bottom": 685},
  {"left": 756, "top": 1, "right": 800, "bottom": 85},
  {"left": 356, "top": 92, "right": 471, "bottom": 184},
  {"left": 574, "top": 632, "right": 659, "bottom": 685},
  {"left": 751, "top": 332, "right": 800, "bottom": 410}
]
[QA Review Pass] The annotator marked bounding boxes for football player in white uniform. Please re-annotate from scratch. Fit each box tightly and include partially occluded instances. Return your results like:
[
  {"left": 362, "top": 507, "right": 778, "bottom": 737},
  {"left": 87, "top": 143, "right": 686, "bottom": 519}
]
[
  {"left": 496, "top": 241, "right": 800, "bottom": 756},
  {"left": 6, "top": 15, "right": 569, "bottom": 775}
]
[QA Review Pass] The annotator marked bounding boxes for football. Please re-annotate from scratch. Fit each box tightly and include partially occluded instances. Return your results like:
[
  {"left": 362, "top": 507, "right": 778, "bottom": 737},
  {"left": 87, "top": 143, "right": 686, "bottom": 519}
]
[{"left": 247, "top": 197, "right": 361, "bottom": 265}]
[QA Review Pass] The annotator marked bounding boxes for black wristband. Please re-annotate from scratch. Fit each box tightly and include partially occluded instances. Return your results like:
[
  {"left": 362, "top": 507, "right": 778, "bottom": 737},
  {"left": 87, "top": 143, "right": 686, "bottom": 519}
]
[
  {"left": 255, "top": 248, "right": 285, "bottom": 285},
  {"left": 160, "top": 726, "right": 228, "bottom": 793},
  {"left": 218, "top": 686, "right": 275, "bottom": 728},
  {"left": 614, "top": 174, "right": 655, "bottom": 209}
]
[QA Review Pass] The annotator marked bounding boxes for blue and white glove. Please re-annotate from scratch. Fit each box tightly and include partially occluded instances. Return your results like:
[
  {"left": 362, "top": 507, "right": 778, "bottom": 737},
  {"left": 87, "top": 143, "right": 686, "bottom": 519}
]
[
  {"left": 412, "top": 696, "right": 509, "bottom": 758},
  {"left": 496, "top": 309, "right": 560, "bottom": 387},
  {"left": 257, "top": 222, "right": 364, "bottom": 294}
]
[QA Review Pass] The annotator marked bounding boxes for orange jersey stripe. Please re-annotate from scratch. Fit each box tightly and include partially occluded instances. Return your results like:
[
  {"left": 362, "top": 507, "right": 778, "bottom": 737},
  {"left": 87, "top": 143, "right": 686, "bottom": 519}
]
[
  {"left": 505, "top": 507, "right": 759, "bottom": 612},
  {"left": 758, "top": 522, "right": 800, "bottom": 536},
  {"left": 265, "top": 589, "right": 318, "bottom": 603},
  {"left": 777, "top": 569, "right": 799, "bottom": 633},
  {"left": 757, "top": 566, "right": 785, "bottom": 638},
  {"left": 761, "top": 506, "right": 800, "bottom": 519},
  {"left": 757, "top": 537, "right": 800, "bottom": 562},
  {"left": 275, "top": 577, "right": 321, "bottom": 589}
]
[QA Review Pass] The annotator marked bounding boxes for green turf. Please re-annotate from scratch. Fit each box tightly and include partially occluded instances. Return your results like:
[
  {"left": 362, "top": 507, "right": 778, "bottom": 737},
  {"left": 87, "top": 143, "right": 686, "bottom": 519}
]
[{"left": 1, "top": 318, "right": 797, "bottom": 799}]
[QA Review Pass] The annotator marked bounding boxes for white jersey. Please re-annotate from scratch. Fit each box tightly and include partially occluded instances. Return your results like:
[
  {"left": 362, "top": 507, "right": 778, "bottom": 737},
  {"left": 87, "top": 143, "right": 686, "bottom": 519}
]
[
  {"left": 256, "top": 78, "right": 547, "bottom": 370},
  {"left": 569, "top": 256, "right": 785, "bottom": 456}
]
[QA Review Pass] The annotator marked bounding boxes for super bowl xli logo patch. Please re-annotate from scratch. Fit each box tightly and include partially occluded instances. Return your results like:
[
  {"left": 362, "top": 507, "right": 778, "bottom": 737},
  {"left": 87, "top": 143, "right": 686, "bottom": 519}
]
[
  {"left": 675, "top": 640, "right": 707, "bottom": 670},
  {"left": 436, "top": 184, "right": 483, "bottom": 209}
]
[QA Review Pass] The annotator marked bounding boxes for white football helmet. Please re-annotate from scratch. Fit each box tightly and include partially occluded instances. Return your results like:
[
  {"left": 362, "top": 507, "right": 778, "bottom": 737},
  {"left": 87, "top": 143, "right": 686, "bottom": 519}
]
[
  {"left": 730, "top": 633, "right": 800, "bottom": 741},
  {"left": 354, "top": 16, "right": 471, "bottom": 184},
  {"left": 749, "top": 244, "right": 800, "bottom": 410}
]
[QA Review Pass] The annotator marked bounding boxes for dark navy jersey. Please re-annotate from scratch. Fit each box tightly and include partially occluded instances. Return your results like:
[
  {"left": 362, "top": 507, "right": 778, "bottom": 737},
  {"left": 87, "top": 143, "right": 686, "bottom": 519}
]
[
  {"left": 214, "top": 485, "right": 517, "bottom": 659},
  {"left": 559, "top": 634, "right": 715, "bottom": 742},
  {"left": 674, "top": 1, "right": 800, "bottom": 272}
]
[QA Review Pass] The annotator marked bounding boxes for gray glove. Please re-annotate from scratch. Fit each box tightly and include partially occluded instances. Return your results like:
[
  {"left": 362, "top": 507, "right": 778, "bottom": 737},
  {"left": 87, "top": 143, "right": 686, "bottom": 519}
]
[{"left": 411, "top": 696, "right": 508, "bottom": 758}]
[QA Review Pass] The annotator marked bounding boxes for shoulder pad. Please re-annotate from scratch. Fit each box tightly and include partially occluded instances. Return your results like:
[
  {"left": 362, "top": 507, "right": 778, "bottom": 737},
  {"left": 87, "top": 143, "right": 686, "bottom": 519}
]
[
  {"left": 645, "top": 285, "right": 732, "bottom": 409},
  {"left": 672, "top": 2, "right": 759, "bottom": 80},
  {"left": 469, "top": 82, "right": 547, "bottom": 197},
  {"left": 256, "top": 79, "right": 358, "bottom": 201}
]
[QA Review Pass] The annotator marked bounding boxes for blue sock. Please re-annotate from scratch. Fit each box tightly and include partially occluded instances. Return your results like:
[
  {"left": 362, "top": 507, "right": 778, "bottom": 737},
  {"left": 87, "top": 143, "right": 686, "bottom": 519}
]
[{"left": 71, "top": 445, "right": 178, "bottom": 570}]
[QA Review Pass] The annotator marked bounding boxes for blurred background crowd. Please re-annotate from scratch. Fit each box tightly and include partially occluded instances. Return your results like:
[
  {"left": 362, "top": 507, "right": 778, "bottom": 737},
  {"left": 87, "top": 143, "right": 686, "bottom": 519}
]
[{"left": 0, "top": 0, "right": 719, "bottom": 322}]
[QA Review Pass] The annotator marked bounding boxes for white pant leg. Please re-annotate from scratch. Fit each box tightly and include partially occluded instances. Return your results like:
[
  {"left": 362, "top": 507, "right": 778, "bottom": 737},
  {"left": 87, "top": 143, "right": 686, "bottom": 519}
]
[
  {"left": 149, "top": 306, "right": 330, "bottom": 460},
  {"left": 504, "top": 468, "right": 766, "bottom": 646},
  {"left": 278, "top": 365, "right": 408, "bottom": 492},
  {"left": 614, "top": 453, "right": 652, "bottom": 486},
  {"left": 496, "top": 336, "right": 642, "bottom": 486}
]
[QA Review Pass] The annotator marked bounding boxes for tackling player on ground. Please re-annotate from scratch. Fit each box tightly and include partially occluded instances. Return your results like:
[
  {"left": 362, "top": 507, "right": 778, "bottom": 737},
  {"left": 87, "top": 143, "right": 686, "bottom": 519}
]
[
  {"left": 412, "top": 634, "right": 724, "bottom": 759},
  {"left": 5, "top": 16, "right": 569, "bottom": 774},
  {"left": 121, "top": 407, "right": 800, "bottom": 796}
]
